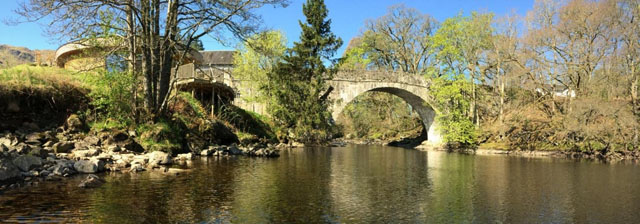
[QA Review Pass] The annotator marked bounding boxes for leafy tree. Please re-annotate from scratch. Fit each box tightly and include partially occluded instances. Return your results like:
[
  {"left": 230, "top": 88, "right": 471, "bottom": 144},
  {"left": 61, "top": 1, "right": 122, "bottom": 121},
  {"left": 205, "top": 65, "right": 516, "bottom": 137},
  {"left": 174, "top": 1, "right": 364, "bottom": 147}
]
[
  {"left": 433, "top": 12, "right": 494, "bottom": 127},
  {"left": 265, "top": 0, "right": 342, "bottom": 143},
  {"left": 233, "top": 30, "right": 287, "bottom": 103},
  {"left": 430, "top": 73, "right": 477, "bottom": 146}
]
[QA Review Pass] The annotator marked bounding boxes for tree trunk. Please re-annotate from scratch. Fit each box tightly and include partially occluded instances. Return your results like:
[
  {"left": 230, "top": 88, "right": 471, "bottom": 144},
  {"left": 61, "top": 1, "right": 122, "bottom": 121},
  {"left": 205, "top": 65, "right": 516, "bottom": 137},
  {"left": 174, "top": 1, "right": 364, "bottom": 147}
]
[
  {"left": 142, "top": 0, "right": 154, "bottom": 111},
  {"left": 157, "top": 0, "right": 178, "bottom": 113},
  {"left": 127, "top": 1, "right": 137, "bottom": 118}
]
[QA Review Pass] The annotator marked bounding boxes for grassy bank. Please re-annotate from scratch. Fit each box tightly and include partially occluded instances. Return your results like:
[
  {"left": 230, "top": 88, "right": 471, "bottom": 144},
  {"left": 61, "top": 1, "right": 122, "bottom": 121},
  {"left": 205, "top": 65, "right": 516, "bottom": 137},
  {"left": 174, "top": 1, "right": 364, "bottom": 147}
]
[{"left": 0, "top": 65, "right": 276, "bottom": 154}]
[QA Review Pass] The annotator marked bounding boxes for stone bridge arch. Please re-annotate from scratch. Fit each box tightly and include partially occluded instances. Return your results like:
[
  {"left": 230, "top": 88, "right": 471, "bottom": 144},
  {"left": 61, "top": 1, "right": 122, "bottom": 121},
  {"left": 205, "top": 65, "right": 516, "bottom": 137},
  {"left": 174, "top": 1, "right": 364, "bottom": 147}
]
[{"left": 327, "top": 70, "right": 442, "bottom": 146}]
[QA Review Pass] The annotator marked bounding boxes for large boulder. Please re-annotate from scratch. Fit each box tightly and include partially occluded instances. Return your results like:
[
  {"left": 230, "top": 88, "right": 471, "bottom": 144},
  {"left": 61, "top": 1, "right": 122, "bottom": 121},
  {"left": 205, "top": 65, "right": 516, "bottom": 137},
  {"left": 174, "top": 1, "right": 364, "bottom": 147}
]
[
  {"left": 0, "top": 157, "right": 20, "bottom": 181},
  {"left": 148, "top": 151, "right": 172, "bottom": 166},
  {"left": 12, "top": 155, "right": 42, "bottom": 172},
  {"left": 53, "top": 141, "right": 74, "bottom": 153},
  {"left": 73, "top": 160, "right": 98, "bottom": 174}
]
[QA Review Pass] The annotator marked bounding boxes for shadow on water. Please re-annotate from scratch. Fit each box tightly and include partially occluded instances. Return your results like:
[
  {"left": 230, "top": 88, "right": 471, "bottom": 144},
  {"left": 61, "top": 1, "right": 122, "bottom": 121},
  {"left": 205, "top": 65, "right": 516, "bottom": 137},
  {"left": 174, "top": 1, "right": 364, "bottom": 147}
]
[
  {"left": 1, "top": 145, "right": 640, "bottom": 223},
  {"left": 387, "top": 127, "right": 428, "bottom": 149}
]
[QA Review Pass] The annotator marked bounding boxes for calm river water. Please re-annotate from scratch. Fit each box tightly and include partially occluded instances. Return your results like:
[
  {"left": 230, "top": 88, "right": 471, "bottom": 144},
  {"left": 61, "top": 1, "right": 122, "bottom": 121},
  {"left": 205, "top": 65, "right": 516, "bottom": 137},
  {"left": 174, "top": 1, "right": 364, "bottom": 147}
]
[{"left": 1, "top": 145, "right": 640, "bottom": 223}]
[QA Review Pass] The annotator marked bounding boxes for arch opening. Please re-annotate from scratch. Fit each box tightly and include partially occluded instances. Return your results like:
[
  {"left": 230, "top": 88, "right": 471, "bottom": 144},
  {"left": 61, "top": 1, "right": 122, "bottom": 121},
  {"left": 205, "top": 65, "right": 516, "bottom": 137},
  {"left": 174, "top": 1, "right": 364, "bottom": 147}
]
[{"left": 331, "top": 85, "right": 442, "bottom": 147}]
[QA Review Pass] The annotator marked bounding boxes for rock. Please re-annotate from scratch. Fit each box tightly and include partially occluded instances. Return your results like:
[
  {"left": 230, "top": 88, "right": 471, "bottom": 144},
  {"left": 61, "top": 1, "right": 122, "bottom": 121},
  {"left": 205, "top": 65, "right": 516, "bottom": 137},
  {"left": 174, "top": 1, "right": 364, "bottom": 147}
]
[
  {"left": 23, "top": 170, "right": 39, "bottom": 177},
  {"left": 129, "top": 163, "right": 145, "bottom": 173},
  {"left": 78, "top": 174, "right": 104, "bottom": 188},
  {"left": 107, "top": 145, "right": 121, "bottom": 153},
  {"left": 24, "top": 133, "right": 43, "bottom": 145},
  {"left": 12, "top": 155, "right": 42, "bottom": 172},
  {"left": 74, "top": 141, "right": 90, "bottom": 151},
  {"left": 29, "top": 146, "right": 47, "bottom": 158},
  {"left": 228, "top": 145, "right": 242, "bottom": 155},
  {"left": 53, "top": 141, "right": 74, "bottom": 153},
  {"left": 200, "top": 149, "right": 212, "bottom": 156},
  {"left": 0, "top": 137, "right": 17, "bottom": 148},
  {"left": 132, "top": 155, "right": 148, "bottom": 166},
  {"left": 116, "top": 159, "right": 129, "bottom": 168},
  {"left": 90, "top": 157, "right": 106, "bottom": 172},
  {"left": 42, "top": 140, "right": 56, "bottom": 148},
  {"left": 73, "top": 149, "right": 101, "bottom": 159},
  {"left": 83, "top": 136, "right": 100, "bottom": 146},
  {"left": 0, "top": 157, "right": 20, "bottom": 181},
  {"left": 164, "top": 168, "right": 190, "bottom": 175},
  {"left": 148, "top": 151, "right": 172, "bottom": 166},
  {"left": 74, "top": 160, "right": 98, "bottom": 173},
  {"left": 65, "top": 114, "right": 84, "bottom": 133},
  {"left": 176, "top": 153, "right": 193, "bottom": 161},
  {"left": 14, "top": 143, "right": 30, "bottom": 154},
  {"left": 40, "top": 170, "right": 51, "bottom": 177},
  {"left": 121, "top": 140, "right": 143, "bottom": 153}
]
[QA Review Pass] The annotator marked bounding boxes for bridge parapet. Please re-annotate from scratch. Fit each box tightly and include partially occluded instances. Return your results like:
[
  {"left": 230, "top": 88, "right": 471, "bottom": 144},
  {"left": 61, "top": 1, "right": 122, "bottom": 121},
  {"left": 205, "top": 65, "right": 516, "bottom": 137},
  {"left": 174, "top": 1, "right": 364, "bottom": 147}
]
[{"left": 331, "top": 69, "right": 430, "bottom": 87}]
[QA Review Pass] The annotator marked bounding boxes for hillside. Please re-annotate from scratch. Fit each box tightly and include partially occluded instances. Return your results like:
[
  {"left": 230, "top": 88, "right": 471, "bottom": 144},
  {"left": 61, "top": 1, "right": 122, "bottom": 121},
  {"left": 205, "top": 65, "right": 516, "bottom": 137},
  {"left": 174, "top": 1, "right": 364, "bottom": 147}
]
[{"left": 0, "top": 44, "right": 55, "bottom": 68}]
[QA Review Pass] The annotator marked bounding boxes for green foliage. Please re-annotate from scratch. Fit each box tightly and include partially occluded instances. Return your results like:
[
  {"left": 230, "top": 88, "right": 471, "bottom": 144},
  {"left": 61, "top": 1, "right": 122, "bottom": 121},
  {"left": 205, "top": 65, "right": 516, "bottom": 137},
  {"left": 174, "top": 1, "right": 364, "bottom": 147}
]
[
  {"left": 85, "top": 70, "right": 135, "bottom": 129},
  {"left": 339, "top": 38, "right": 372, "bottom": 70},
  {"left": 136, "top": 119, "right": 184, "bottom": 153},
  {"left": 431, "top": 74, "right": 477, "bottom": 146},
  {"left": 265, "top": 0, "right": 342, "bottom": 144},
  {"left": 233, "top": 30, "right": 287, "bottom": 103},
  {"left": 432, "top": 12, "right": 494, "bottom": 75},
  {"left": 0, "top": 64, "right": 88, "bottom": 90},
  {"left": 340, "top": 92, "right": 422, "bottom": 140}
]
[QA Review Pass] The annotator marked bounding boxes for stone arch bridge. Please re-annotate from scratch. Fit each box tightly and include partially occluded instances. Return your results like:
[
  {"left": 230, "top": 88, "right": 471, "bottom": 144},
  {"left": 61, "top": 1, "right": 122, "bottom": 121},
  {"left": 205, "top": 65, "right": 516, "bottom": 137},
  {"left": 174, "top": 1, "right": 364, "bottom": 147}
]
[
  {"left": 326, "top": 70, "right": 441, "bottom": 146},
  {"left": 174, "top": 66, "right": 443, "bottom": 146}
]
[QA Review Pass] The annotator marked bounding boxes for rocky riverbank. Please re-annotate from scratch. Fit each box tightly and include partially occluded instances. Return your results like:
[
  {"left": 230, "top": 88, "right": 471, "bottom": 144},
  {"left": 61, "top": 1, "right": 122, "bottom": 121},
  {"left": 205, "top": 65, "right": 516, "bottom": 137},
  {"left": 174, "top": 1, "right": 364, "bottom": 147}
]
[
  {"left": 0, "top": 116, "right": 281, "bottom": 192},
  {"left": 416, "top": 143, "right": 640, "bottom": 162}
]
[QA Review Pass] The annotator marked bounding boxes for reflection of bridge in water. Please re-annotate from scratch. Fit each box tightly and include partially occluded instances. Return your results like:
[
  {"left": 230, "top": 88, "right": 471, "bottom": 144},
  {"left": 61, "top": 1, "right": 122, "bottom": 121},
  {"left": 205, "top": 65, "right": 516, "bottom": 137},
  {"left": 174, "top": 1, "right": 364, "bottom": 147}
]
[{"left": 175, "top": 66, "right": 442, "bottom": 146}]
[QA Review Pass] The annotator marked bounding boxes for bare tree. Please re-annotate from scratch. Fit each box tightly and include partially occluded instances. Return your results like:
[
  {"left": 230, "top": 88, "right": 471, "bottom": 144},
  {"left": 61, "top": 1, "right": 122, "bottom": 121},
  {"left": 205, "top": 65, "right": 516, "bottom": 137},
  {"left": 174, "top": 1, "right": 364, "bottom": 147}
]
[
  {"left": 15, "top": 0, "right": 288, "bottom": 116},
  {"left": 361, "top": 4, "right": 438, "bottom": 74}
]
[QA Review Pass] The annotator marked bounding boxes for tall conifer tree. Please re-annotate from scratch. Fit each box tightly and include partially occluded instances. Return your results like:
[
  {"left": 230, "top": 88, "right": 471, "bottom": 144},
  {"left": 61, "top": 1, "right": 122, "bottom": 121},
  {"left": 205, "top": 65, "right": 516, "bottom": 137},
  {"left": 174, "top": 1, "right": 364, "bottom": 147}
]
[{"left": 265, "top": 0, "right": 342, "bottom": 143}]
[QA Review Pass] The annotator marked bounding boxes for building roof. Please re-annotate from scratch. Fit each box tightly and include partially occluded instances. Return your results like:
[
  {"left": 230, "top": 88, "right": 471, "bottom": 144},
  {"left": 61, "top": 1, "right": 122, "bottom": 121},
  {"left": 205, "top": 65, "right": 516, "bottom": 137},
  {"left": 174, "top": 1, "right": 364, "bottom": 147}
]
[{"left": 200, "top": 51, "right": 235, "bottom": 65}]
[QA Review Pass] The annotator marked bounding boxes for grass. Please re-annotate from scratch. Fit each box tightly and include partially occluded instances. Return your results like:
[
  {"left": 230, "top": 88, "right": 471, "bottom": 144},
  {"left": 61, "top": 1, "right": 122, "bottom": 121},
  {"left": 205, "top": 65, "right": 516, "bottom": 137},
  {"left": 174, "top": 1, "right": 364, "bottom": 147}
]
[
  {"left": 136, "top": 120, "right": 184, "bottom": 153},
  {"left": 89, "top": 118, "right": 131, "bottom": 132},
  {"left": 0, "top": 64, "right": 96, "bottom": 91}
]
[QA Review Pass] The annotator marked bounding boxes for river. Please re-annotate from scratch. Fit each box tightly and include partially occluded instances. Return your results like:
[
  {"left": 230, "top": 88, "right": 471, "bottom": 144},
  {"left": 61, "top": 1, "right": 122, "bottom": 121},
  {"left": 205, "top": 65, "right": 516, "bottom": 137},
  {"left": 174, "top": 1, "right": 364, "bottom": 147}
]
[{"left": 1, "top": 145, "right": 639, "bottom": 223}]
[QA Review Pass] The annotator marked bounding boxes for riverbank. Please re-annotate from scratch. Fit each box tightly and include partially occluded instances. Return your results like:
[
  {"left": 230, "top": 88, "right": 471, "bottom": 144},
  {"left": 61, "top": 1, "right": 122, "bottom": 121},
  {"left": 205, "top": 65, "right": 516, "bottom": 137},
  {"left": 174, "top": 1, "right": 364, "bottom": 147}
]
[
  {"left": 0, "top": 115, "right": 281, "bottom": 192},
  {"left": 414, "top": 142, "right": 640, "bottom": 162},
  {"left": 0, "top": 64, "right": 289, "bottom": 192}
]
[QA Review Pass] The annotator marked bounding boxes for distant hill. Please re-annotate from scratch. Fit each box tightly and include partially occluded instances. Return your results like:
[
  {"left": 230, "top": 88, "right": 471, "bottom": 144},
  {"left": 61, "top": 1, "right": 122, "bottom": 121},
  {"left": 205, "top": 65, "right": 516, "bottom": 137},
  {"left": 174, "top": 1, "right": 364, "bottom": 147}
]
[{"left": 0, "top": 44, "right": 55, "bottom": 68}]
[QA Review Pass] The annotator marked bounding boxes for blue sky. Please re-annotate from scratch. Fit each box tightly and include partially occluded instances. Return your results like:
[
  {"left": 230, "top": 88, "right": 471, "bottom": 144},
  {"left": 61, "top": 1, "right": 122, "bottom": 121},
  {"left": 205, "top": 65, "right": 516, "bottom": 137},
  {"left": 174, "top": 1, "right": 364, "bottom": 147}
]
[{"left": 0, "top": 0, "right": 534, "bottom": 55}]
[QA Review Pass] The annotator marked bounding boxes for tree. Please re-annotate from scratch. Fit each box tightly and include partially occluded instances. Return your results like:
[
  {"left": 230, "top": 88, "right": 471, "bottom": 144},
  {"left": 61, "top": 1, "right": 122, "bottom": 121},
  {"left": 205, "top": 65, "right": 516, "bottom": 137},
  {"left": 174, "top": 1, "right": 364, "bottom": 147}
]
[
  {"left": 433, "top": 12, "right": 494, "bottom": 127},
  {"left": 360, "top": 4, "right": 438, "bottom": 74},
  {"left": 233, "top": 30, "right": 287, "bottom": 103},
  {"left": 265, "top": 0, "right": 342, "bottom": 143},
  {"left": 431, "top": 73, "right": 477, "bottom": 146},
  {"left": 15, "top": 0, "right": 288, "bottom": 116}
]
